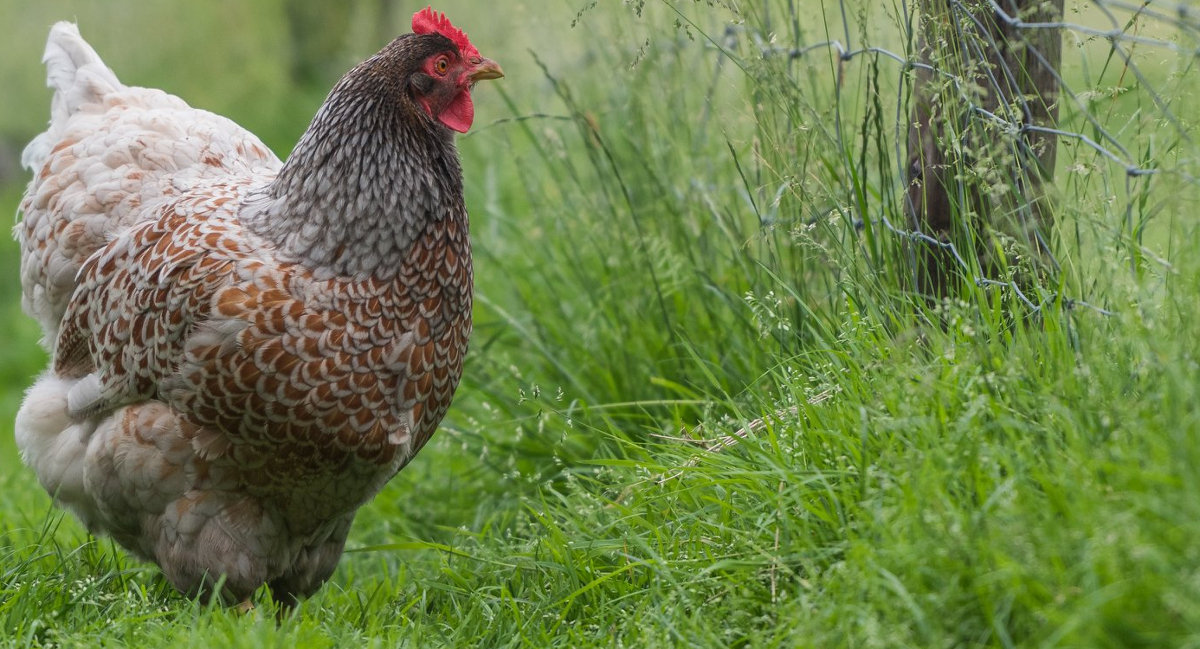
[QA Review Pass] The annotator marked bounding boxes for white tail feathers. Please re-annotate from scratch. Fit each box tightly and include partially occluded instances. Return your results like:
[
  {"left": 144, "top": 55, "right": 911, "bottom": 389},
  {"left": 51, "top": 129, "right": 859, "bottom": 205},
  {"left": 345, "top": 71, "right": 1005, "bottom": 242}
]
[{"left": 21, "top": 22, "right": 123, "bottom": 171}]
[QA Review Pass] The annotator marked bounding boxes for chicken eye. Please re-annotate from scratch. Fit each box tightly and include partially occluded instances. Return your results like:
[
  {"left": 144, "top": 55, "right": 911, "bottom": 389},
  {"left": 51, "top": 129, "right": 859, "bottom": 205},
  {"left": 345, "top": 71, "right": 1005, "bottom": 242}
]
[{"left": 434, "top": 57, "right": 449, "bottom": 75}]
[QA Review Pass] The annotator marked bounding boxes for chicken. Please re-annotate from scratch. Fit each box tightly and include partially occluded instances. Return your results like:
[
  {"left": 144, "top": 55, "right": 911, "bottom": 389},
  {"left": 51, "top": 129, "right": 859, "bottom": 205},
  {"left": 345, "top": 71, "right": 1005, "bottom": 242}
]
[{"left": 13, "top": 7, "right": 502, "bottom": 605}]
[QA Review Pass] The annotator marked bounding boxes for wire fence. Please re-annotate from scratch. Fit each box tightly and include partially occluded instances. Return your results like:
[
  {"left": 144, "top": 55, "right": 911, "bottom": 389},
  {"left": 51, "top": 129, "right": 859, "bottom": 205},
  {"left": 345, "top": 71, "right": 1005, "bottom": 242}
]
[{"left": 730, "top": 0, "right": 1199, "bottom": 317}]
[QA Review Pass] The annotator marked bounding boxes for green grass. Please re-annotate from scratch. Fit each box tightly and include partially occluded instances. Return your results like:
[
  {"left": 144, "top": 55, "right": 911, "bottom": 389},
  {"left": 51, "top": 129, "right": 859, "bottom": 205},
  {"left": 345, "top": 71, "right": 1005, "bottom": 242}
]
[{"left": 2, "top": 0, "right": 1200, "bottom": 647}]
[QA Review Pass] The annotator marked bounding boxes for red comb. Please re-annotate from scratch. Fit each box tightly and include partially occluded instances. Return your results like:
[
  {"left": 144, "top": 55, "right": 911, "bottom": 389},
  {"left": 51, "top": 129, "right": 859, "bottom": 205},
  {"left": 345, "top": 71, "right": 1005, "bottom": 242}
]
[{"left": 412, "top": 7, "right": 479, "bottom": 59}]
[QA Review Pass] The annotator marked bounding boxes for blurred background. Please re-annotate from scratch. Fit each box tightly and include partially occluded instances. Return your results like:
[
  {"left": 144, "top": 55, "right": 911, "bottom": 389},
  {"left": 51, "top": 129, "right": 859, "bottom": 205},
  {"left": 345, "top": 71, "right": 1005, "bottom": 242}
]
[{"left": 0, "top": 0, "right": 595, "bottom": 175}]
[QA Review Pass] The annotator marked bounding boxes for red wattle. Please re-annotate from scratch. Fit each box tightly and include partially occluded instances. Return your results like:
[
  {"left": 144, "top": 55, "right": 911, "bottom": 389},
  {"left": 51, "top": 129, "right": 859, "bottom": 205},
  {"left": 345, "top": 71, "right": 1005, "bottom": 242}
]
[{"left": 438, "top": 91, "right": 474, "bottom": 133}]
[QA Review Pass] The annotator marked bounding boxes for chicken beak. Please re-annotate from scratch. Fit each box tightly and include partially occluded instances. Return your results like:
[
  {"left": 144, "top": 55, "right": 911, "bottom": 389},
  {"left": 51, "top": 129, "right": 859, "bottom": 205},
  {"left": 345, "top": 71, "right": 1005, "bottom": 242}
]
[{"left": 468, "top": 58, "right": 504, "bottom": 82}]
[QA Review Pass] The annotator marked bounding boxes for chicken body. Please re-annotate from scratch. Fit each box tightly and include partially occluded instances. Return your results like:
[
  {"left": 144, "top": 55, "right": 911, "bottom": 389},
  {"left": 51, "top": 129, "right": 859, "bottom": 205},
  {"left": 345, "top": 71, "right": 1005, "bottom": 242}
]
[{"left": 14, "top": 16, "right": 497, "bottom": 603}]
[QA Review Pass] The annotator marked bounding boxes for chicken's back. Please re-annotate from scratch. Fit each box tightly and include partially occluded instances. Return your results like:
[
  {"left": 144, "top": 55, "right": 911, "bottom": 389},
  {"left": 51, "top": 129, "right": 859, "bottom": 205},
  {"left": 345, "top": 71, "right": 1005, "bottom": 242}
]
[{"left": 18, "top": 22, "right": 281, "bottom": 347}]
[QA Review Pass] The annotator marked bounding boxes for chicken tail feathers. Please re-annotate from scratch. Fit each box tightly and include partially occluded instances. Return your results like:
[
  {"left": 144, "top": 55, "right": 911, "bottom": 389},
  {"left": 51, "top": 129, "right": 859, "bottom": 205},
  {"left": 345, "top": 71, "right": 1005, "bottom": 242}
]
[{"left": 22, "top": 22, "right": 123, "bottom": 172}]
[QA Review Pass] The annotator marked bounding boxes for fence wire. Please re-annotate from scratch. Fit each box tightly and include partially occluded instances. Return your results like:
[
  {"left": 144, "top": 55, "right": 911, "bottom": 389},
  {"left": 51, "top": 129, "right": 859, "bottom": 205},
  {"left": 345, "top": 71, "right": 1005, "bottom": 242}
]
[{"left": 735, "top": 0, "right": 1199, "bottom": 316}]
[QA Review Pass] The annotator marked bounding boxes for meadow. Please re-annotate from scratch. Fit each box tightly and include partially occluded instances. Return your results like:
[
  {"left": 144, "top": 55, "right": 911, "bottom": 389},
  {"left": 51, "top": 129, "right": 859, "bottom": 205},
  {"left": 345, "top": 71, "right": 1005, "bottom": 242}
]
[{"left": 1, "top": 0, "right": 1199, "bottom": 647}]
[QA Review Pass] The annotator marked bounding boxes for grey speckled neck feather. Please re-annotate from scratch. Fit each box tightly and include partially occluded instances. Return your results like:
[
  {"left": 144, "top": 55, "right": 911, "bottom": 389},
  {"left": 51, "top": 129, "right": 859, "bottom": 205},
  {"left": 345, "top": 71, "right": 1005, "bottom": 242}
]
[{"left": 242, "top": 34, "right": 467, "bottom": 279}]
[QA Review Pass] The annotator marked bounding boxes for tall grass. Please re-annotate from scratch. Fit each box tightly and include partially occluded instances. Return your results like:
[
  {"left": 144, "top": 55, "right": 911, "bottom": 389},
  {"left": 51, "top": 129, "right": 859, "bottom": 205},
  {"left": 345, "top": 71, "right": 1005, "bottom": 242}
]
[{"left": 1, "top": 0, "right": 1198, "bottom": 647}]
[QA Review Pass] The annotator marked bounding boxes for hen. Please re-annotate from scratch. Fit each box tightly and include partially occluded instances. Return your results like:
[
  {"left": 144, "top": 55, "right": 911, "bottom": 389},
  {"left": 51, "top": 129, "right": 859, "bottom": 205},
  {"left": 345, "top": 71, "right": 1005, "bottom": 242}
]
[{"left": 14, "top": 8, "right": 501, "bottom": 604}]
